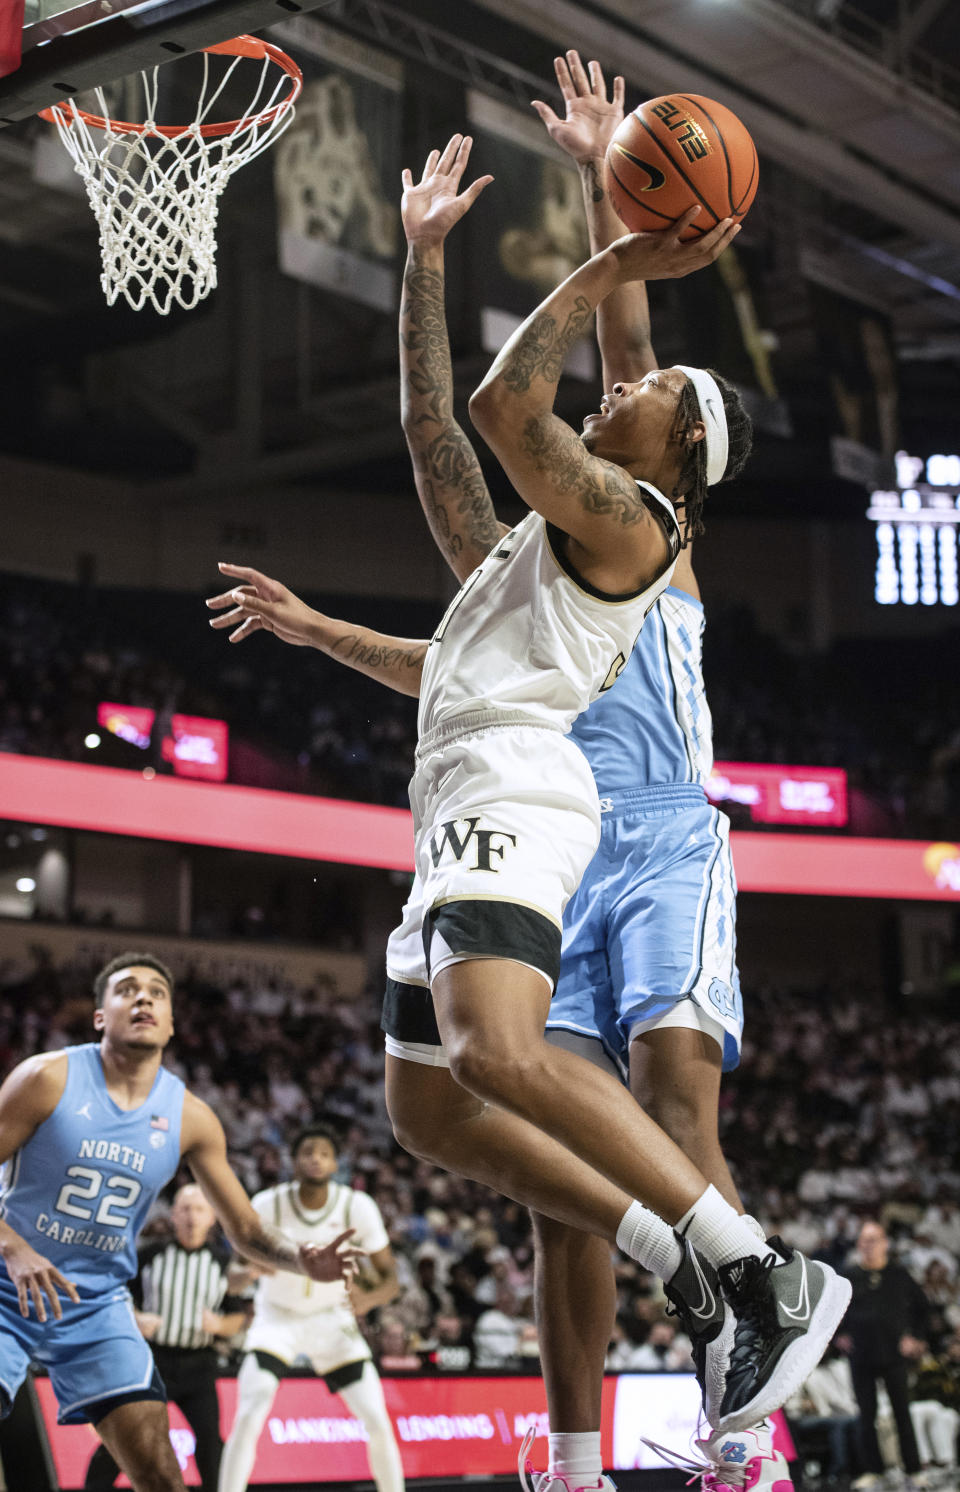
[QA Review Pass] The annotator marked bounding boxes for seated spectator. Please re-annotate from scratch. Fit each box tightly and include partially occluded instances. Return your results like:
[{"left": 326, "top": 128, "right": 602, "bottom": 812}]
[
  {"left": 607, "top": 1319, "right": 693, "bottom": 1373},
  {"left": 473, "top": 1285, "right": 534, "bottom": 1370},
  {"left": 787, "top": 1343, "right": 860, "bottom": 1484},
  {"left": 375, "top": 1315, "right": 422, "bottom": 1373},
  {"left": 909, "top": 1333, "right": 960, "bottom": 1481}
]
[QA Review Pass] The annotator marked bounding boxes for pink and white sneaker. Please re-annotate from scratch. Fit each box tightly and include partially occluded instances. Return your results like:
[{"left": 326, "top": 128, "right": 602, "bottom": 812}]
[
  {"left": 696, "top": 1424, "right": 792, "bottom": 1491},
  {"left": 517, "top": 1428, "right": 616, "bottom": 1492},
  {"left": 642, "top": 1424, "right": 791, "bottom": 1492}
]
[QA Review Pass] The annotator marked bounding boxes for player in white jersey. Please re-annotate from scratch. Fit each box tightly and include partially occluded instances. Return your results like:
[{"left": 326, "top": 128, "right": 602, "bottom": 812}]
[
  {"left": 219, "top": 1122, "right": 403, "bottom": 1492},
  {"left": 0, "top": 954, "right": 358, "bottom": 1492},
  {"left": 381, "top": 60, "right": 787, "bottom": 1492},
  {"left": 207, "top": 136, "right": 850, "bottom": 1434}
]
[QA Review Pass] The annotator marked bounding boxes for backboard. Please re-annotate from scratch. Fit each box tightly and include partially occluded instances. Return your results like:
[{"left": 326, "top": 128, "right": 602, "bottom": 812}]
[{"left": 1, "top": 0, "right": 335, "bottom": 125}]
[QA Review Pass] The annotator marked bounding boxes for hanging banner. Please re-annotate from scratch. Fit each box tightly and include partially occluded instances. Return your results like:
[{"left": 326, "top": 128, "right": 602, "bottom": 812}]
[
  {"left": 678, "top": 240, "right": 791, "bottom": 438},
  {"left": 808, "top": 282, "right": 900, "bottom": 468},
  {"left": 465, "top": 90, "right": 595, "bottom": 382},
  {"left": 271, "top": 17, "right": 402, "bottom": 311}
]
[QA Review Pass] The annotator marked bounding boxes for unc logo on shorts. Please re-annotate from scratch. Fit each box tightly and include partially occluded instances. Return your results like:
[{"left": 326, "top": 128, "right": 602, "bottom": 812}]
[
  {"left": 429, "top": 817, "right": 518, "bottom": 874},
  {"left": 707, "top": 978, "right": 742, "bottom": 1025}
]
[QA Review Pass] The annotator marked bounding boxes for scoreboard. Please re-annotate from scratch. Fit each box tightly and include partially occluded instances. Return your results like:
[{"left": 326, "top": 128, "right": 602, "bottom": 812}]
[{"left": 868, "top": 451, "right": 960, "bottom": 607}]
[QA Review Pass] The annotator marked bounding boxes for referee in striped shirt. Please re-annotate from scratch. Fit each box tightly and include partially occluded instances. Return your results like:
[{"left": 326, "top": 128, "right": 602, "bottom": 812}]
[{"left": 84, "top": 1185, "right": 248, "bottom": 1492}]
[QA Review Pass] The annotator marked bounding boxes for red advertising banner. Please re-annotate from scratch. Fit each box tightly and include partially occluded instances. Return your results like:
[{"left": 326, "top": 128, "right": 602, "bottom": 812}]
[
  {"left": 34, "top": 1374, "right": 796, "bottom": 1488},
  {"left": 1, "top": 754, "right": 959, "bottom": 900},
  {"left": 707, "top": 761, "right": 848, "bottom": 828},
  {"left": 97, "top": 703, "right": 229, "bottom": 782},
  {"left": 162, "top": 713, "right": 230, "bottom": 782}
]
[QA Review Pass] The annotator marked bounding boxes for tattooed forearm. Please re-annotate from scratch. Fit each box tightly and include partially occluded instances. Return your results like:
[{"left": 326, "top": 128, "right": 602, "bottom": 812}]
[
  {"left": 400, "top": 256, "right": 454, "bottom": 428},
  {"left": 499, "top": 297, "right": 594, "bottom": 395},
  {"left": 581, "top": 159, "right": 605, "bottom": 204},
  {"left": 419, "top": 429, "right": 503, "bottom": 560},
  {"left": 240, "top": 1222, "right": 302, "bottom": 1273},
  {"left": 520, "top": 415, "right": 653, "bottom": 528},
  {"left": 332, "top": 634, "right": 427, "bottom": 674},
  {"left": 400, "top": 245, "right": 503, "bottom": 574}
]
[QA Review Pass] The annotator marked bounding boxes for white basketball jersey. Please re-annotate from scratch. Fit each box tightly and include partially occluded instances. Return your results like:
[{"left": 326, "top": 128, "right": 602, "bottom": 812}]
[
  {"left": 418, "top": 488, "right": 680, "bottom": 740},
  {"left": 250, "top": 1181, "right": 389, "bottom": 1316}
]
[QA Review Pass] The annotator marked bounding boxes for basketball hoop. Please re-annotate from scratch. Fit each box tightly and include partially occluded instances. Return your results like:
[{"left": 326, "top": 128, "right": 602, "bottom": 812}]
[{"left": 40, "top": 36, "right": 302, "bottom": 314}]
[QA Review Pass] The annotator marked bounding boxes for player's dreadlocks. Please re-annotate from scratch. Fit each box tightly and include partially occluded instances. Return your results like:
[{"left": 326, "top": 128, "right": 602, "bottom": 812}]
[{"left": 671, "top": 369, "right": 753, "bottom": 544}]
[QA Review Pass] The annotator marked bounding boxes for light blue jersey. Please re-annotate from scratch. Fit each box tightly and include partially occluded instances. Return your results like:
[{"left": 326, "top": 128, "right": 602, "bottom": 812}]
[
  {"left": 569, "top": 585, "right": 713, "bottom": 792},
  {"left": 0, "top": 1043, "right": 184, "bottom": 1298}
]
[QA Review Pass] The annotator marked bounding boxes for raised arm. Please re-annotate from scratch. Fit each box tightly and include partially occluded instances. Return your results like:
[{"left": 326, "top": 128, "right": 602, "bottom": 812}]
[
  {"left": 181, "top": 1093, "right": 358, "bottom": 1282},
  {"left": 400, "top": 134, "right": 508, "bottom": 583},
  {"left": 532, "top": 51, "right": 657, "bottom": 386},
  {"left": 467, "top": 219, "right": 735, "bottom": 570},
  {"left": 207, "top": 563, "right": 427, "bottom": 698}
]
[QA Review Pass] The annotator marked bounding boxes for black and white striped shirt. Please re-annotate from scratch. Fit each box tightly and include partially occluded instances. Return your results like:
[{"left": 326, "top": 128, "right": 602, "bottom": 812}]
[{"left": 139, "top": 1239, "right": 231, "bottom": 1350}]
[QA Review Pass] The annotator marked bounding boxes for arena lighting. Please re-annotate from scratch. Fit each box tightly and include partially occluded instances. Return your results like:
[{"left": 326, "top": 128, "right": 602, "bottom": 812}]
[
  {"left": 15, "top": 877, "right": 35, "bottom": 893},
  {"left": 83, "top": 733, "right": 100, "bottom": 749},
  {"left": 0, "top": 755, "right": 958, "bottom": 901}
]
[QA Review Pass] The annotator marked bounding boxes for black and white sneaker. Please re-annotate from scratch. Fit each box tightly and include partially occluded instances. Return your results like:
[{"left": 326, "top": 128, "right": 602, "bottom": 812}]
[
  {"left": 716, "top": 1236, "right": 852, "bottom": 1433},
  {"left": 664, "top": 1234, "right": 734, "bottom": 1426}
]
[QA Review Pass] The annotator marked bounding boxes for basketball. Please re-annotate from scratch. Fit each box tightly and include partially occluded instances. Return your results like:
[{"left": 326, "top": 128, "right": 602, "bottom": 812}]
[{"left": 605, "top": 94, "right": 758, "bottom": 240}]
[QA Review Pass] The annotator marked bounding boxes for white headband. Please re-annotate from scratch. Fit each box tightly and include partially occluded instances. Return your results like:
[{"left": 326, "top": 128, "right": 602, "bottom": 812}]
[{"left": 673, "top": 365, "right": 729, "bottom": 487}]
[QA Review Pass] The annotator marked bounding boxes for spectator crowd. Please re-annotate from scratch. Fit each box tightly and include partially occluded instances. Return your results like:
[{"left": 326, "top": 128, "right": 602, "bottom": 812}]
[
  {"left": 2, "top": 573, "right": 960, "bottom": 834},
  {"left": 1, "top": 941, "right": 959, "bottom": 1486}
]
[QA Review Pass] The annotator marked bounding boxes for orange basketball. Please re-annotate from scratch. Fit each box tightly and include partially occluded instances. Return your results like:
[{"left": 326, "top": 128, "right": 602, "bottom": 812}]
[{"left": 605, "top": 94, "right": 758, "bottom": 240}]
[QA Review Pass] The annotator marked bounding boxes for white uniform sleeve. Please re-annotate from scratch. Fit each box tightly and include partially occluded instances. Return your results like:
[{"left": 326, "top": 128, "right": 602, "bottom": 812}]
[
  {"left": 346, "top": 1190, "right": 390, "bottom": 1255},
  {"left": 249, "top": 1189, "right": 276, "bottom": 1225}
]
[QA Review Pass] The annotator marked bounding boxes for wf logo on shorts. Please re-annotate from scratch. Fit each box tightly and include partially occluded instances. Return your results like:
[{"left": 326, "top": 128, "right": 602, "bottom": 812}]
[{"left": 430, "top": 818, "right": 517, "bottom": 873}]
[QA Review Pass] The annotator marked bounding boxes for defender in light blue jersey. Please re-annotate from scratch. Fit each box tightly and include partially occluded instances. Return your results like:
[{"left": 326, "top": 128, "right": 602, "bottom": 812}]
[
  {"left": 555, "top": 572, "right": 743, "bottom": 1079},
  {"left": 0, "top": 952, "right": 358, "bottom": 1492}
]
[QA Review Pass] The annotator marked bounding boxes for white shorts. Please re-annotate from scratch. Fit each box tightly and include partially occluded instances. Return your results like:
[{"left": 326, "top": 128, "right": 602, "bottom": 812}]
[
  {"left": 409, "top": 716, "right": 601, "bottom": 991},
  {"left": 383, "top": 786, "right": 739, "bottom": 1076},
  {"left": 245, "top": 1301, "right": 370, "bottom": 1378}
]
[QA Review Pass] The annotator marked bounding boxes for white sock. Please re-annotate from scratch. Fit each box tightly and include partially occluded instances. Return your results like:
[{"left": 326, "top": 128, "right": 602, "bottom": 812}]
[
  {"left": 339, "top": 1363, "right": 405, "bottom": 1492},
  {"left": 616, "top": 1201, "right": 683, "bottom": 1279},
  {"left": 548, "top": 1431, "right": 602, "bottom": 1482},
  {"left": 676, "top": 1186, "right": 773, "bottom": 1269},
  {"left": 742, "top": 1214, "right": 768, "bottom": 1243}
]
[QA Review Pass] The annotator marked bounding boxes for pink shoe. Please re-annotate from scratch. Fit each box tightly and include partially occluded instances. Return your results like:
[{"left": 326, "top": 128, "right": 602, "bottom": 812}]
[
  {"left": 697, "top": 1425, "right": 792, "bottom": 1491},
  {"left": 517, "top": 1428, "right": 617, "bottom": 1492},
  {"left": 642, "top": 1424, "right": 792, "bottom": 1492}
]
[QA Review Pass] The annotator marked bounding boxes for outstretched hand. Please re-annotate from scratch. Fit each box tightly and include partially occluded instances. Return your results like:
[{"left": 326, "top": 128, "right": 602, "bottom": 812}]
[
  {"left": 300, "top": 1229, "right": 364, "bottom": 1285},
  {"left": 531, "top": 50, "right": 625, "bottom": 164},
  {"left": 401, "top": 133, "right": 493, "bottom": 247},
  {"left": 206, "top": 563, "right": 317, "bottom": 647},
  {"left": 608, "top": 208, "right": 740, "bottom": 281}
]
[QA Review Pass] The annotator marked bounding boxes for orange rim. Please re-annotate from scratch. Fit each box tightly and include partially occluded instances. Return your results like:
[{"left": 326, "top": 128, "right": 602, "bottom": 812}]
[{"left": 38, "top": 34, "right": 302, "bottom": 138}]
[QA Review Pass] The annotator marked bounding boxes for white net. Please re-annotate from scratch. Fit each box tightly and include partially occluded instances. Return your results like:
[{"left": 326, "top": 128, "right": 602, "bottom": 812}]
[{"left": 45, "top": 45, "right": 299, "bottom": 314}]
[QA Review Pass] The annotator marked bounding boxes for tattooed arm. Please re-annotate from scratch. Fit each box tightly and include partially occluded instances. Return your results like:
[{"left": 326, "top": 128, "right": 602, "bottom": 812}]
[
  {"left": 468, "top": 220, "right": 734, "bottom": 570},
  {"left": 532, "top": 51, "right": 657, "bottom": 387},
  {"left": 183, "top": 1093, "right": 360, "bottom": 1282},
  {"left": 400, "top": 135, "right": 508, "bottom": 583},
  {"left": 207, "top": 563, "right": 427, "bottom": 697}
]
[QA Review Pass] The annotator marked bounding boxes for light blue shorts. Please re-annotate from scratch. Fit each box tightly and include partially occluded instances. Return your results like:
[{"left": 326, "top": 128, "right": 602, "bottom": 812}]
[
  {"left": 0, "top": 1281, "right": 162, "bottom": 1425},
  {"left": 548, "top": 785, "right": 742, "bottom": 1075}
]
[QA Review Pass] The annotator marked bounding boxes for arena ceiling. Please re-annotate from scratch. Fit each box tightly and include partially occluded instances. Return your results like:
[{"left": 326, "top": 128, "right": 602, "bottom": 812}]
[{"left": 0, "top": 0, "right": 958, "bottom": 512}]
